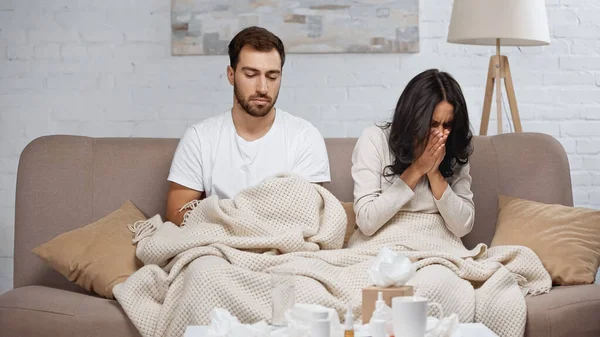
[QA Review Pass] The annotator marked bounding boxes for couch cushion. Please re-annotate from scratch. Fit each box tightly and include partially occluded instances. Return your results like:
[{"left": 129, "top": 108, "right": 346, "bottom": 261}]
[
  {"left": 525, "top": 284, "right": 600, "bottom": 337},
  {"left": 14, "top": 136, "right": 179, "bottom": 291},
  {"left": 0, "top": 286, "right": 140, "bottom": 337},
  {"left": 323, "top": 138, "right": 356, "bottom": 203},
  {"left": 492, "top": 196, "right": 600, "bottom": 285},
  {"left": 462, "top": 133, "right": 574, "bottom": 250},
  {"left": 32, "top": 200, "right": 146, "bottom": 299}
]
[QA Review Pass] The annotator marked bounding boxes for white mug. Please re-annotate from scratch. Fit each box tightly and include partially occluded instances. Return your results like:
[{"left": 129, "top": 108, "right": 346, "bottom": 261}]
[{"left": 392, "top": 296, "right": 444, "bottom": 337}]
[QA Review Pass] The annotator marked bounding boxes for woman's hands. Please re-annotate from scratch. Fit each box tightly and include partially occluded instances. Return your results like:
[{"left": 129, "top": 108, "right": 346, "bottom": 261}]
[
  {"left": 421, "top": 129, "right": 450, "bottom": 200},
  {"left": 414, "top": 129, "right": 448, "bottom": 176},
  {"left": 399, "top": 129, "right": 449, "bottom": 191}
]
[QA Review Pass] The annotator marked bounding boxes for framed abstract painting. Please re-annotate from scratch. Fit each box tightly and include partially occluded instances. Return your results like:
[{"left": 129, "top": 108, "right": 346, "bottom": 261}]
[{"left": 171, "top": 0, "right": 419, "bottom": 55}]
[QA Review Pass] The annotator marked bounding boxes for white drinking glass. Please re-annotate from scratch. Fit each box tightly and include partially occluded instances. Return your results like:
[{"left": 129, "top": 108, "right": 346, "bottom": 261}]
[
  {"left": 392, "top": 296, "right": 444, "bottom": 337},
  {"left": 270, "top": 270, "right": 296, "bottom": 327}
]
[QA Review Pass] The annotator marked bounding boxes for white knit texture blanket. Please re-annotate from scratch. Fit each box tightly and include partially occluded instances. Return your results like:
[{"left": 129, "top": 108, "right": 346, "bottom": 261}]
[{"left": 113, "top": 174, "right": 551, "bottom": 337}]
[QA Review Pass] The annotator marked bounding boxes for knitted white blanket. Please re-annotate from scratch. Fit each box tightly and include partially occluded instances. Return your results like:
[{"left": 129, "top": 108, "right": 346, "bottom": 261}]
[{"left": 113, "top": 174, "right": 551, "bottom": 337}]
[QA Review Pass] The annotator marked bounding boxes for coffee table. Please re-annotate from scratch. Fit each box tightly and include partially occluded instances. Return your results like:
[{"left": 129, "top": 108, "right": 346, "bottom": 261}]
[{"left": 184, "top": 322, "right": 499, "bottom": 336}]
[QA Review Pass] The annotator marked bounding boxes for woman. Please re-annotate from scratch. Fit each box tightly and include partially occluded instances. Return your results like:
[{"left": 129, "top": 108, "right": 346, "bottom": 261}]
[{"left": 351, "top": 69, "right": 474, "bottom": 238}]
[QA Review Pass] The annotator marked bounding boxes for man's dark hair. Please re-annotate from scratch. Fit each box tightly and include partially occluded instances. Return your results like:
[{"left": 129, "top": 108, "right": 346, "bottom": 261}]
[{"left": 228, "top": 26, "right": 285, "bottom": 70}]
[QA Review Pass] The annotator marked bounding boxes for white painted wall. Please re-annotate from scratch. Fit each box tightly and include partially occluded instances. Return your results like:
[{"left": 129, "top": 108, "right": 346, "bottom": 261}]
[{"left": 1, "top": 0, "right": 599, "bottom": 294}]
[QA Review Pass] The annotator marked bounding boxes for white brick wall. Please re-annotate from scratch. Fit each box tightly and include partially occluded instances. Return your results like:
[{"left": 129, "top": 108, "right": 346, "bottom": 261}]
[{"left": 0, "top": 0, "right": 599, "bottom": 294}]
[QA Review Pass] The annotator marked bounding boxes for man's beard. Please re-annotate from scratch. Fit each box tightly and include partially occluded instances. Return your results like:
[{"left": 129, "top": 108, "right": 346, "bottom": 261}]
[{"left": 234, "top": 83, "right": 278, "bottom": 118}]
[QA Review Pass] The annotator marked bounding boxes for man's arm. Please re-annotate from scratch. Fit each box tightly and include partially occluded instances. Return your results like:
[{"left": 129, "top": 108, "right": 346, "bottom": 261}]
[
  {"left": 291, "top": 126, "right": 331, "bottom": 184},
  {"left": 166, "top": 182, "right": 204, "bottom": 226},
  {"left": 166, "top": 125, "right": 206, "bottom": 226}
]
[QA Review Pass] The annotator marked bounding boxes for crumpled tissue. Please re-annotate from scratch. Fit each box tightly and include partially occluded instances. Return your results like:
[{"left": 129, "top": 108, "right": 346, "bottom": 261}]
[
  {"left": 368, "top": 246, "right": 416, "bottom": 287},
  {"left": 425, "top": 313, "right": 462, "bottom": 337},
  {"left": 203, "top": 308, "right": 271, "bottom": 337}
]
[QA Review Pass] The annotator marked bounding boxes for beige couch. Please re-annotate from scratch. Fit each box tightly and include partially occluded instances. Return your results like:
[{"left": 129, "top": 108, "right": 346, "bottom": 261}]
[{"left": 0, "top": 133, "right": 599, "bottom": 337}]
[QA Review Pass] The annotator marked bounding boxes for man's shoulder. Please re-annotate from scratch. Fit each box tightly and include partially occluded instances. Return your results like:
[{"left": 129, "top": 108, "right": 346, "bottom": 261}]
[
  {"left": 190, "top": 110, "right": 229, "bottom": 129},
  {"left": 187, "top": 110, "right": 230, "bottom": 136},
  {"left": 277, "top": 108, "right": 321, "bottom": 138}
]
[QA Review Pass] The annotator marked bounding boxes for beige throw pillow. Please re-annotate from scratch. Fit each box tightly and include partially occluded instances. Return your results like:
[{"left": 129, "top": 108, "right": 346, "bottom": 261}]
[
  {"left": 33, "top": 200, "right": 146, "bottom": 298},
  {"left": 491, "top": 195, "right": 600, "bottom": 285}
]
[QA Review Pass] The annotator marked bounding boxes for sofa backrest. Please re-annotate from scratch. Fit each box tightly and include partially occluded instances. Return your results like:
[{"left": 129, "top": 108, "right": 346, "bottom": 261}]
[{"left": 13, "top": 133, "right": 573, "bottom": 291}]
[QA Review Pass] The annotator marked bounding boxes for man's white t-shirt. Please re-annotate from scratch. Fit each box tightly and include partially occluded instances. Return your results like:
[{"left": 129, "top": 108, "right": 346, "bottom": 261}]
[{"left": 167, "top": 108, "right": 331, "bottom": 199}]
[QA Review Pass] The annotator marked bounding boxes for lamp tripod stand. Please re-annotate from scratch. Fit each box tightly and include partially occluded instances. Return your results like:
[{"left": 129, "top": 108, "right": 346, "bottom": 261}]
[{"left": 480, "top": 38, "right": 522, "bottom": 136}]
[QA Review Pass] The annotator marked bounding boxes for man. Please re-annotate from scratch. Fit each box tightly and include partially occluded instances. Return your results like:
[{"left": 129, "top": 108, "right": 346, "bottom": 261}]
[{"left": 166, "top": 26, "right": 331, "bottom": 226}]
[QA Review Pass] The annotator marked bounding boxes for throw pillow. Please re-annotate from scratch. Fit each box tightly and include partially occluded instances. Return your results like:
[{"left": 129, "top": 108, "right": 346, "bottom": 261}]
[
  {"left": 341, "top": 201, "right": 357, "bottom": 245},
  {"left": 491, "top": 195, "right": 600, "bottom": 285},
  {"left": 32, "top": 200, "right": 146, "bottom": 298}
]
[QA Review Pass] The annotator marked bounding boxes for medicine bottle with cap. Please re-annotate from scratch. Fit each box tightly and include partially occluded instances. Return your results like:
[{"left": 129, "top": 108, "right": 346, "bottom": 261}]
[
  {"left": 369, "top": 292, "right": 387, "bottom": 337},
  {"left": 344, "top": 304, "right": 354, "bottom": 337}
]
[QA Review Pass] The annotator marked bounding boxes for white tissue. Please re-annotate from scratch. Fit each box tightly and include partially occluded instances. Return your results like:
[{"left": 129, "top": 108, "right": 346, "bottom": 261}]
[
  {"left": 425, "top": 313, "right": 462, "bottom": 337},
  {"left": 368, "top": 247, "right": 416, "bottom": 287},
  {"left": 203, "top": 308, "right": 271, "bottom": 337}
]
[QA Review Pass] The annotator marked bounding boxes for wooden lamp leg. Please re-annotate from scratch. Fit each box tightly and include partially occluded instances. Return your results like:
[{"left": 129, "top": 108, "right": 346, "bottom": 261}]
[
  {"left": 480, "top": 56, "right": 496, "bottom": 136},
  {"left": 479, "top": 42, "right": 522, "bottom": 135},
  {"left": 495, "top": 38, "right": 502, "bottom": 135},
  {"left": 502, "top": 57, "right": 522, "bottom": 132}
]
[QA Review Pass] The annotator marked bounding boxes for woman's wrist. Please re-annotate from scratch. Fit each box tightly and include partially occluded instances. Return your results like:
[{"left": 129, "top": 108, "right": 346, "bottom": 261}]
[
  {"left": 426, "top": 169, "right": 443, "bottom": 180},
  {"left": 427, "top": 170, "right": 448, "bottom": 200},
  {"left": 400, "top": 164, "right": 425, "bottom": 190},
  {"left": 411, "top": 161, "right": 428, "bottom": 177}
]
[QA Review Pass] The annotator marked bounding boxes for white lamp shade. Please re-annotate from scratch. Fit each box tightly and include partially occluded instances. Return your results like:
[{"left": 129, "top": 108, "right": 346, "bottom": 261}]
[{"left": 447, "top": 0, "right": 550, "bottom": 46}]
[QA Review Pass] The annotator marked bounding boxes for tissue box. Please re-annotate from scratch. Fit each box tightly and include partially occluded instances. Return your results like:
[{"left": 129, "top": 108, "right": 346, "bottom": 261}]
[{"left": 361, "top": 286, "right": 413, "bottom": 323}]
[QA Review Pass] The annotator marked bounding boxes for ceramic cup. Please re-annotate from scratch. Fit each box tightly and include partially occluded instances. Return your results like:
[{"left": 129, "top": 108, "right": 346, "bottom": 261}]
[{"left": 392, "top": 296, "right": 444, "bottom": 337}]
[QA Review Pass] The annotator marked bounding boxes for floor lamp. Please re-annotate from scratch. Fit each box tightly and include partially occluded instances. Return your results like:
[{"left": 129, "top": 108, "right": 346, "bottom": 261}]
[{"left": 447, "top": 0, "right": 550, "bottom": 135}]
